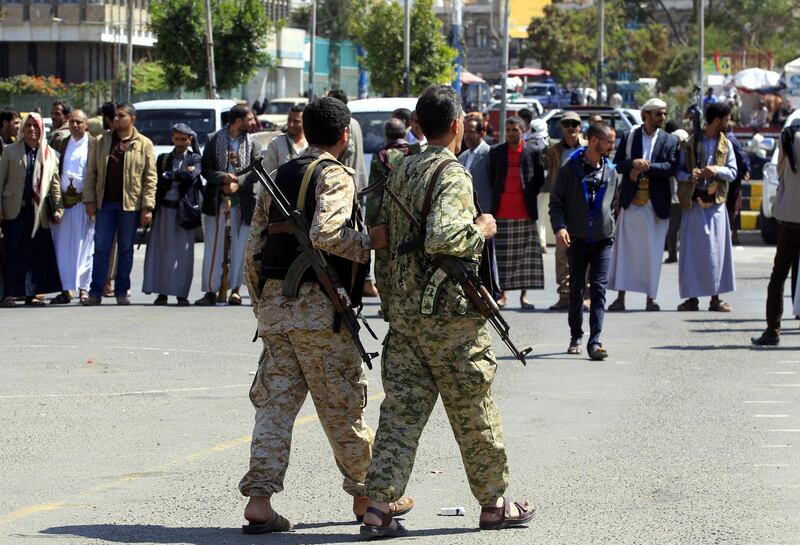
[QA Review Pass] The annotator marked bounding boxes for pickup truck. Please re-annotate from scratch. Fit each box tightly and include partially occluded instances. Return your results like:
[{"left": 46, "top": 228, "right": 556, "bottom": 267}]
[{"left": 523, "top": 83, "right": 572, "bottom": 110}]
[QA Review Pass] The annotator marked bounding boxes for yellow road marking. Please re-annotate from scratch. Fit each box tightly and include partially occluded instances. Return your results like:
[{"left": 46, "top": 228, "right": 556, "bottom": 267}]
[
  {"left": 0, "top": 503, "right": 65, "bottom": 526},
  {"left": 0, "top": 392, "right": 385, "bottom": 526}
]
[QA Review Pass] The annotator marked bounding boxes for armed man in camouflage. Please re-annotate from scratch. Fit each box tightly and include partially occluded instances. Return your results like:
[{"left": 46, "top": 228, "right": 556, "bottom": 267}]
[
  {"left": 239, "top": 97, "right": 413, "bottom": 534},
  {"left": 360, "top": 85, "right": 535, "bottom": 539}
]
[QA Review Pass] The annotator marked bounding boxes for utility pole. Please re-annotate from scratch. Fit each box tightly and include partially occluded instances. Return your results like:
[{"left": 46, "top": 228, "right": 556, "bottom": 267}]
[
  {"left": 696, "top": 0, "right": 705, "bottom": 112},
  {"left": 125, "top": 0, "right": 133, "bottom": 103},
  {"left": 204, "top": 0, "right": 217, "bottom": 99},
  {"left": 596, "top": 0, "right": 604, "bottom": 104},
  {"left": 451, "top": 0, "right": 463, "bottom": 96},
  {"left": 403, "top": 0, "right": 411, "bottom": 96},
  {"left": 499, "top": 0, "right": 509, "bottom": 144},
  {"left": 308, "top": 0, "right": 316, "bottom": 100}
]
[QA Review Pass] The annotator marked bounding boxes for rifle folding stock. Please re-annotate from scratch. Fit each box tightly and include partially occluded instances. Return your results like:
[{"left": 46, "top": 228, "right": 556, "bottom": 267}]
[{"left": 237, "top": 161, "right": 379, "bottom": 370}]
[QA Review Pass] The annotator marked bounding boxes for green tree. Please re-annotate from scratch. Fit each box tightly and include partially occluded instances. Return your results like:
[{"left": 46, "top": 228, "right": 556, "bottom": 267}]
[
  {"left": 356, "top": 0, "right": 456, "bottom": 97},
  {"left": 524, "top": 2, "right": 671, "bottom": 88},
  {"left": 149, "top": 0, "right": 274, "bottom": 92}
]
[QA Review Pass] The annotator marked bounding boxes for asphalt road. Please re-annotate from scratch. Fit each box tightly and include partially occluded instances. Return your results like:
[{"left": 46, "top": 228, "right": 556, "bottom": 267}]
[{"left": 1, "top": 232, "right": 799, "bottom": 545}]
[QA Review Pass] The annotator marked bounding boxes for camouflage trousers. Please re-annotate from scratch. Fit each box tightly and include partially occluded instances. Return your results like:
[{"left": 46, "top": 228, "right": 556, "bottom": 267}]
[
  {"left": 365, "top": 315, "right": 509, "bottom": 506},
  {"left": 239, "top": 329, "right": 375, "bottom": 498}
]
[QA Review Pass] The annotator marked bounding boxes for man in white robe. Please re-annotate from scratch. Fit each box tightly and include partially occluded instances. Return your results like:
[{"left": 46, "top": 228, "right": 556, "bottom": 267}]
[
  {"left": 608, "top": 98, "right": 679, "bottom": 311},
  {"left": 50, "top": 109, "right": 95, "bottom": 304}
]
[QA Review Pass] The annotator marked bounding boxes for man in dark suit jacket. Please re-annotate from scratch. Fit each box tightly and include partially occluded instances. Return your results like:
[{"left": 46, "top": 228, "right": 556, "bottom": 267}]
[
  {"left": 607, "top": 98, "right": 679, "bottom": 311},
  {"left": 486, "top": 116, "right": 545, "bottom": 309}
]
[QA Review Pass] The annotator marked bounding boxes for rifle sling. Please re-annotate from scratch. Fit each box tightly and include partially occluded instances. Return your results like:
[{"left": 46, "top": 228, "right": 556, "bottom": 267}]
[{"left": 397, "top": 158, "right": 457, "bottom": 255}]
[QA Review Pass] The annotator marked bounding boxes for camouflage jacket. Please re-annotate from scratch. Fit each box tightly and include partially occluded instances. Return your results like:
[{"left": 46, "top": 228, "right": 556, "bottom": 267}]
[
  {"left": 245, "top": 147, "right": 371, "bottom": 335},
  {"left": 364, "top": 142, "right": 411, "bottom": 227},
  {"left": 376, "top": 145, "right": 485, "bottom": 322}
]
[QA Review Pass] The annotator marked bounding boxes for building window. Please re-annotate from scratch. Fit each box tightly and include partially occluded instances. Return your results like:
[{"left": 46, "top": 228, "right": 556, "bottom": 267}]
[
  {"left": 27, "top": 43, "right": 37, "bottom": 75},
  {"left": 476, "top": 26, "right": 487, "bottom": 49}
]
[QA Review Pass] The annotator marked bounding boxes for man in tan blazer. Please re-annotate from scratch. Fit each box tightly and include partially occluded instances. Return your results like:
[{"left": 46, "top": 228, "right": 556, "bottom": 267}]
[
  {"left": 81, "top": 103, "right": 156, "bottom": 306},
  {"left": 0, "top": 113, "right": 63, "bottom": 307}
]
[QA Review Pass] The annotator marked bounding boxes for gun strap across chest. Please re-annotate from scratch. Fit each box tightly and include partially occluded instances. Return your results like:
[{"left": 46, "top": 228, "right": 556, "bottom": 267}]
[{"left": 397, "top": 158, "right": 458, "bottom": 255}]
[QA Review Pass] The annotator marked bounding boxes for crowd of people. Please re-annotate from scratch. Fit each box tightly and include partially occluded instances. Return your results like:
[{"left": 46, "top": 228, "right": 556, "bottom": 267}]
[{"left": 3, "top": 83, "right": 800, "bottom": 537}]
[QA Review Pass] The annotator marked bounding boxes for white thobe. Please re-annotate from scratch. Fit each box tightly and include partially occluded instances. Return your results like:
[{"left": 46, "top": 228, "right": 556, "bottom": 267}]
[{"left": 51, "top": 135, "right": 95, "bottom": 292}]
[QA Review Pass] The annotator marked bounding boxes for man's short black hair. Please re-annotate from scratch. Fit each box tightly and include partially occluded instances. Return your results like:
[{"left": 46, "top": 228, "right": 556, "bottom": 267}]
[
  {"left": 229, "top": 104, "right": 251, "bottom": 124},
  {"left": 391, "top": 108, "right": 411, "bottom": 128},
  {"left": 587, "top": 121, "right": 613, "bottom": 142},
  {"left": 52, "top": 100, "right": 72, "bottom": 116},
  {"left": 385, "top": 118, "right": 406, "bottom": 141},
  {"left": 506, "top": 116, "right": 524, "bottom": 128},
  {"left": 116, "top": 103, "right": 137, "bottom": 117},
  {"left": 0, "top": 109, "right": 19, "bottom": 125},
  {"left": 705, "top": 101, "right": 731, "bottom": 125},
  {"left": 327, "top": 89, "right": 348, "bottom": 105},
  {"left": 303, "top": 96, "right": 351, "bottom": 147},
  {"left": 518, "top": 108, "right": 532, "bottom": 124},
  {"left": 100, "top": 101, "right": 116, "bottom": 120},
  {"left": 415, "top": 85, "right": 462, "bottom": 140},
  {"left": 289, "top": 104, "right": 304, "bottom": 114},
  {"left": 664, "top": 119, "right": 680, "bottom": 133}
]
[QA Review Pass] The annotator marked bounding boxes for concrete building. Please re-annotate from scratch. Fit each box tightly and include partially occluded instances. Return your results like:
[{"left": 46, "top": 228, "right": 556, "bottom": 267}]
[{"left": 0, "top": 0, "right": 155, "bottom": 82}]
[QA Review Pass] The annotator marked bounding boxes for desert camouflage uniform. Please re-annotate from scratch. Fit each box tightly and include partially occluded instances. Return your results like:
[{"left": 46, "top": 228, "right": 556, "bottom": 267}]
[
  {"left": 365, "top": 145, "right": 510, "bottom": 506},
  {"left": 239, "top": 147, "right": 375, "bottom": 499}
]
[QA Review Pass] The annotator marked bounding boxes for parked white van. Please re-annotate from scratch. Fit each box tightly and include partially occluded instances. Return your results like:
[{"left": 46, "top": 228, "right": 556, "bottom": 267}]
[
  {"left": 133, "top": 99, "right": 238, "bottom": 158},
  {"left": 348, "top": 97, "right": 418, "bottom": 178}
]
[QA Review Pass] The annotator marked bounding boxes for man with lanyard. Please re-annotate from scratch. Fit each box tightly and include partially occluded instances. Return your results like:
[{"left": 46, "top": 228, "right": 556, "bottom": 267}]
[
  {"left": 676, "top": 102, "right": 737, "bottom": 312},
  {"left": 545, "top": 111, "right": 587, "bottom": 310},
  {"left": 261, "top": 104, "right": 307, "bottom": 178},
  {"left": 239, "top": 97, "right": 412, "bottom": 533},
  {"left": 50, "top": 109, "right": 96, "bottom": 305},
  {"left": 550, "top": 122, "right": 618, "bottom": 360},
  {"left": 607, "top": 98, "right": 679, "bottom": 312},
  {"left": 195, "top": 104, "right": 262, "bottom": 306}
]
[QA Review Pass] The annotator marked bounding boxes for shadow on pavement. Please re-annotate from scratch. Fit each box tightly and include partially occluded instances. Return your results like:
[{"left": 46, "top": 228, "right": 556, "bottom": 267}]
[
  {"left": 40, "top": 523, "right": 478, "bottom": 544},
  {"left": 653, "top": 344, "right": 800, "bottom": 351}
]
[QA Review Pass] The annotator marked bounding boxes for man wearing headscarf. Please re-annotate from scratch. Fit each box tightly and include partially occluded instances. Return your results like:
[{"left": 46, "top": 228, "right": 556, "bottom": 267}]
[
  {"left": 607, "top": 98, "right": 679, "bottom": 312},
  {"left": 195, "top": 104, "right": 262, "bottom": 306},
  {"left": 49, "top": 109, "right": 96, "bottom": 304},
  {"left": 142, "top": 124, "right": 203, "bottom": 305},
  {"left": 0, "top": 112, "right": 64, "bottom": 307}
]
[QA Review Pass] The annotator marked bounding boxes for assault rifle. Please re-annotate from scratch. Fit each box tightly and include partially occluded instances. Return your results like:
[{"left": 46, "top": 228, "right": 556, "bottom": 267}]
[
  {"left": 364, "top": 177, "right": 533, "bottom": 366},
  {"left": 236, "top": 160, "right": 379, "bottom": 370}
]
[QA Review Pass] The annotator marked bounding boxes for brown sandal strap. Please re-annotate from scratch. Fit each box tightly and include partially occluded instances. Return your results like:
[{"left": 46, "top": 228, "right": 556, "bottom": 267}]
[
  {"left": 481, "top": 496, "right": 508, "bottom": 516},
  {"left": 365, "top": 506, "right": 393, "bottom": 527}
]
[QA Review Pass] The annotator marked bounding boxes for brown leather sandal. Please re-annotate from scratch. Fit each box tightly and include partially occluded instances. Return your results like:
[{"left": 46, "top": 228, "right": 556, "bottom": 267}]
[
  {"left": 241, "top": 509, "right": 291, "bottom": 534},
  {"left": 709, "top": 299, "right": 732, "bottom": 312},
  {"left": 479, "top": 496, "right": 536, "bottom": 530},
  {"left": 354, "top": 496, "right": 414, "bottom": 522},
  {"left": 359, "top": 507, "right": 408, "bottom": 539}
]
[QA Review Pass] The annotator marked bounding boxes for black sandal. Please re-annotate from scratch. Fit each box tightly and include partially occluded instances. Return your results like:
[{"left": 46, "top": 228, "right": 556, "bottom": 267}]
[
  {"left": 479, "top": 496, "right": 536, "bottom": 530},
  {"left": 360, "top": 507, "right": 408, "bottom": 539},
  {"left": 241, "top": 510, "right": 291, "bottom": 534}
]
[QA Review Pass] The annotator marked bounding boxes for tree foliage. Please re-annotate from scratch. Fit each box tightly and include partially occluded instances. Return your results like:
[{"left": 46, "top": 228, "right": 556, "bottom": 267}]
[
  {"left": 356, "top": 0, "right": 456, "bottom": 97},
  {"left": 524, "top": 2, "right": 670, "bottom": 87},
  {"left": 149, "top": 0, "right": 274, "bottom": 92}
]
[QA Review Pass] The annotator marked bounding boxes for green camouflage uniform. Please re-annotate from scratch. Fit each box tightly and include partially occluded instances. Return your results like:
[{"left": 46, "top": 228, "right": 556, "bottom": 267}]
[
  {"left": 365, "top": 145, "right": 510, "bottom": 506},
  {"left": 239, "top": 148, "right": 375, "bottom": 499}
]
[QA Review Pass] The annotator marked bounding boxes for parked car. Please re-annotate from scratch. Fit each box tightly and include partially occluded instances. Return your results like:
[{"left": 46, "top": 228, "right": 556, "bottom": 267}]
[
  {"left": 259, "top": 97, "right": 308, "bottom": 129},
  {"left": 759, "top": 110, "right": 797, "bottom": 244},
  {"left": 486, "top": 101, "right": 544, "bottom": 144},
  {"left": 348, "top": 97, "right": 418, "bottom": 178},
  {"left": 523, "top": 82, "right": 572, "bottom": 110},
  {"left": 133, "top": 99, "right": 238, "bottom": 158},
  {"left": 541, "top": 106, "right": 642, "bottom": 146}
]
